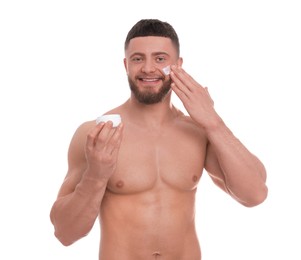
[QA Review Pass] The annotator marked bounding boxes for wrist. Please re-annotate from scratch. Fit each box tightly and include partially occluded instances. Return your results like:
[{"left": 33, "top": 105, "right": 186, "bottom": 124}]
[
  {"left": 204, "top": 119, "right": 235, "bottom": 145},
  {"left": 201, "top": 113, "right": 224, "bottom": 133},
  {"left": 79, "top": 171, "right": 109, "bottom": 192}
]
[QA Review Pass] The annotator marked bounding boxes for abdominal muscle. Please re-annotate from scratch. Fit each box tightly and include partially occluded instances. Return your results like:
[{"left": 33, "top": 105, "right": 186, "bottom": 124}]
[{"left": 98, "top": 185, "right": 201, "bottom": 260}]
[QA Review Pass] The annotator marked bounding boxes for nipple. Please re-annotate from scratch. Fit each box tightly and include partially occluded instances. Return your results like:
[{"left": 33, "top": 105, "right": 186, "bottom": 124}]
[
  {"left": 115, "top": 180, "right": 124, "bottom": 188},
  {"left": 192, "top": 175, "right": 198, "bottom": 182}
]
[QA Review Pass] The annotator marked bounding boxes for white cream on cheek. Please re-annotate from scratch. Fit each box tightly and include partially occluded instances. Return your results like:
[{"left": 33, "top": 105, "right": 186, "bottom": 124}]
[{"left": 162, "top": 65, "right": 171, "bottom": 75}]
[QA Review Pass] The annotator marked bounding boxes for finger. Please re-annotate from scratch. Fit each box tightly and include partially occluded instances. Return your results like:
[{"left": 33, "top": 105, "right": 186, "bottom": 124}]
[
  {"left": 94, "top": 122, "right": 116, "bottom": 149},
  {"left": 170, "top": 71, "right": 192, "bottom": 98},
  {"left": 86, "top": 122, "right": 105, "bottom": 150},
  {"left": 204, "top": 87, "right": 214, "bottom": 105},
  {"left": 171, "top": 82, "right": 190, "bottom": 102},
  {"left": 172, "top": 66, "right": 206, "bottom": 97},
  {"left": 104, "top": 123, "right": 124, "bottom": 155},
  {"left": 171, "top": 66, "right": 198, "bottom": 92}
]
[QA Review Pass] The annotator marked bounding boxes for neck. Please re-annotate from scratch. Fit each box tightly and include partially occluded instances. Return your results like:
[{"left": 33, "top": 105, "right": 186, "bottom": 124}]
[{"left": 125, "top": 93, "right": 178, "bottom": 127}]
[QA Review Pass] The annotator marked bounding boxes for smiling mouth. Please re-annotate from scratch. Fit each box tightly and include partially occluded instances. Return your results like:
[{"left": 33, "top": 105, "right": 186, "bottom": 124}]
[
  {"left": 139, "top": 77, "right": 162, "bottom": 82},
  {"left": 138, "top": 74, "right": 166, "bottom": 85}
]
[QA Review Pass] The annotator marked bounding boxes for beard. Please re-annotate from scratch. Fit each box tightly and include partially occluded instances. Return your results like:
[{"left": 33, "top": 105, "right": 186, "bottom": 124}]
[{"left": 128, "top": 76, "right": 172, "bottom": 105}]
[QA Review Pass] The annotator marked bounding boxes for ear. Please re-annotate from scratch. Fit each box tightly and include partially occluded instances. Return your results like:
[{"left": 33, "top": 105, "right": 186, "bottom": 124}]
[
  {"left": 177, "top": 57, "right": 183, "bottom": 67},
  {"left": 123, "top": 58, "right": 128, "bottom": 74}
]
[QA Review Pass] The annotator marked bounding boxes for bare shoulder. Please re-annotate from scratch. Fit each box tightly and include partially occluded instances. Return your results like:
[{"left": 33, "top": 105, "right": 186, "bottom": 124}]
[
  {"left": 72, "top": 119, "right": 96, "bottom": 141},
  {"left": 70, "top": 120, "right": 96, "bottom": 158},
  {"left": 174, "top": 112, "right": 206, "bottom": 139},
  {"left": 68, "top": 107, "right": 123, "bottom": 156}
]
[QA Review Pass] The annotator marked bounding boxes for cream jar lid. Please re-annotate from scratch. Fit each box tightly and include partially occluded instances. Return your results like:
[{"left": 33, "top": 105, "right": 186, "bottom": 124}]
[{"left": 96, "top": 114, "right": 121, "bottom": 127}]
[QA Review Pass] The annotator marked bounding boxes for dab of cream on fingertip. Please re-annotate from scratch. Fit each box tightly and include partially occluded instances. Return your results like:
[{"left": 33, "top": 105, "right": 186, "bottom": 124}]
[{"left": 162, "top": 65, "right": 171, "bottom": 75}]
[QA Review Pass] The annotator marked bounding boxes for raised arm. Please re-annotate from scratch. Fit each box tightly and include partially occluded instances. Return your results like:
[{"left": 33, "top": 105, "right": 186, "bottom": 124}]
[
  {"left": 170, "top": 65, "right": 268, "bottom": 207},
  {"left": 50, "top": 121, "right": 123, "bottom": 245}
]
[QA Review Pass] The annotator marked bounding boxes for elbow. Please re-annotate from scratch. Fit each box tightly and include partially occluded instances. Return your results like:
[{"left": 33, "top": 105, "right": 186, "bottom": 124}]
[
  {"left": 50, "top": 206, "right": 91, "bottom": 246},
  {"left": 245, "top": 166, "right": 268, "bottom": 207},
  {"left": 54, "top": 232, "right": 73, "bottom": 246},
  {"left": 50, "top": 215, "right": 89, "bottom": 246},
  {"left": 54, "top": 231, "right": 75, "bottom": 247},
  {"left": 53, "top": 227, "right": 90, "bottom": 246},
  {"left": 50, "top": 212, "right": 74, "bottom": 246},
  {"left": 52, "top": 223, "right": 92, "bottom": 247},
  {"left": 228, "top": 181, "right": 268, "bottom": 207},
  {"left": 241, "top": 185, "right": 268, "bottom": 208}
]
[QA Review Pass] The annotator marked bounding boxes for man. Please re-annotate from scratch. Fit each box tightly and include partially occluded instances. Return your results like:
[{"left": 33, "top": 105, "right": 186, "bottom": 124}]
[{"left": 50, "top": 19, "right": 268, "bottom": 260}]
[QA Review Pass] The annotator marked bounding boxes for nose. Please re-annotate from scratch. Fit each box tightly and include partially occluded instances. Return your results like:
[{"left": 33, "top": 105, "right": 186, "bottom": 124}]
[{"left": 141, "top": 60, "right": 156, "bottom": 73}]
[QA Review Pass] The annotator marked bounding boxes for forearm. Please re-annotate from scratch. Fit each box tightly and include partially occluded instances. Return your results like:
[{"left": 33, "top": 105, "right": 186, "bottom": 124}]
[
  {"left": 50, "top": 175, "right": 107, "bottom": 246},
  {"left": 206, "top": 119, "right": 268, "bottom": 206}
]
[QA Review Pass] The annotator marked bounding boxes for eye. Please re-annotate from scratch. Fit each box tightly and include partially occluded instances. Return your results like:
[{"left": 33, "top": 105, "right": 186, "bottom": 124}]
[
  {"left": 156, "top": 56, "right": 166, "bottom": 63},
  {"left": 131, "top": 56, "right": 143, "bottom": 63}
]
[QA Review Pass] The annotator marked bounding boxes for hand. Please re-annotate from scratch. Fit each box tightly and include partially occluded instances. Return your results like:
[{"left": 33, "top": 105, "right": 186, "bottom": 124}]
[
  {"left": 170, "top": 65, "right": 221, "bottom": 129},
  {"left": 85, "top": 121, "right": 123, "bottom": 181}
]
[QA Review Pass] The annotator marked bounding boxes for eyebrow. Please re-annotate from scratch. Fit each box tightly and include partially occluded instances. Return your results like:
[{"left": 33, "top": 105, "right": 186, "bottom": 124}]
[{"left": 129, "top": 51, "right": 170, "bottom": 59}]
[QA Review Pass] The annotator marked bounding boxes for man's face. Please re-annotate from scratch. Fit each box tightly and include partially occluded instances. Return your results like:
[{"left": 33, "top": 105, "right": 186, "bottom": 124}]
[{"left": 124, "top": 36, "right": 180, "bottom": 104}]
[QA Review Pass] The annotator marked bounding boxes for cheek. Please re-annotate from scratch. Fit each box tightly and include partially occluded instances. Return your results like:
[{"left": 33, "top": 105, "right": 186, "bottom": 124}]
[{"left": 127, "top": 65, "right": 140, "bottom": 77}]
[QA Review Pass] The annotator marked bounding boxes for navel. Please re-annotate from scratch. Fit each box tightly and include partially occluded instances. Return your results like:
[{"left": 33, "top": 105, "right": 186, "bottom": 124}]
[
  {"left": 115, "top": 180, "right": 124, "bottom": 188},
  {"left": 152, "top": 251, "right": 161, "bottom": 258}
]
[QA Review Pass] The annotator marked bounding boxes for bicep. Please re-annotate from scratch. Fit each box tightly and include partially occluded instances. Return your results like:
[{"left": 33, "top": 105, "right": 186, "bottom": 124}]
[{"left": 56, "top": 122, "right": 91, "bottom": 198}]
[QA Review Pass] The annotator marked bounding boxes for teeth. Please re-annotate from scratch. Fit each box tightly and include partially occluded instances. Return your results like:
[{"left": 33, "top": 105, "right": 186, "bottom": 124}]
[{"left": 143, "top": 78, "right": 158, "bottom": 82}]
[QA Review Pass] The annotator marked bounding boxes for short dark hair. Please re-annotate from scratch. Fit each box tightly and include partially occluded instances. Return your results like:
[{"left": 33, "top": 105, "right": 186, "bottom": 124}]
[{"left": 124, "top": 19, "right": 180, "bottom": 55}]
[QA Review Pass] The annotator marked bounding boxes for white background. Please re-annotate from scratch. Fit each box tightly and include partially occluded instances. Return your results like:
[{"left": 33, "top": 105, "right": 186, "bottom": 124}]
[{"left": 1, "top": 0, "right": 300, "bottom": 259}]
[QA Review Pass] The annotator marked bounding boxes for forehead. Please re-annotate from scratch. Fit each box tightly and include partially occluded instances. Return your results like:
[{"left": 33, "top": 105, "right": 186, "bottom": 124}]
[{"left": 125, "top": 36, "right": 177, "bottom": 57}]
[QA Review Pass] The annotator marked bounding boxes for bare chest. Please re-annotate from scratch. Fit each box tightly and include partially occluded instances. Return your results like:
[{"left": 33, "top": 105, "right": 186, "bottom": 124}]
[{"left": 107, "top": 126, "right": 207, "bottom": 194}]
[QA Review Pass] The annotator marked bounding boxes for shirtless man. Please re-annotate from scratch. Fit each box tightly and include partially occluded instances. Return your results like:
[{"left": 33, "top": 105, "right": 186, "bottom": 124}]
[{"left": 50, "top": 19, "right": 268, "bottom": 260}]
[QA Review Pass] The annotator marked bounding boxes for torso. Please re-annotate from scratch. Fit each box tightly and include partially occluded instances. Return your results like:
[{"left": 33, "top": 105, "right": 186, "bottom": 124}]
[{"left": 97, "top": 108, "right": 207, "bottom": 260}]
